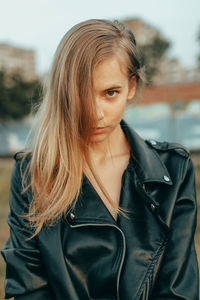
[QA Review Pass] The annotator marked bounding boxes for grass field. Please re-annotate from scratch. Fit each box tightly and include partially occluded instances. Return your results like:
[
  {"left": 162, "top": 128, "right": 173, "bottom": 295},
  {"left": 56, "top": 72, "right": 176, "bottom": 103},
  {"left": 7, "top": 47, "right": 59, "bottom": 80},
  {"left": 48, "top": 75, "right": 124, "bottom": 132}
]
[{"left": 0, "top": 155, "right": 200, "bottom": 300}]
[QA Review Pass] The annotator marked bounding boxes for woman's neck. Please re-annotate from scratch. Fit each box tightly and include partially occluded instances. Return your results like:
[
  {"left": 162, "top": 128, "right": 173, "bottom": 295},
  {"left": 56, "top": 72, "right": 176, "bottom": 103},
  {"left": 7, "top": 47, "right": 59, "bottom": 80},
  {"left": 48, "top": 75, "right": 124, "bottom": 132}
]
[{"left": 89, "top": 124, "right": 130, "bottom": 165}]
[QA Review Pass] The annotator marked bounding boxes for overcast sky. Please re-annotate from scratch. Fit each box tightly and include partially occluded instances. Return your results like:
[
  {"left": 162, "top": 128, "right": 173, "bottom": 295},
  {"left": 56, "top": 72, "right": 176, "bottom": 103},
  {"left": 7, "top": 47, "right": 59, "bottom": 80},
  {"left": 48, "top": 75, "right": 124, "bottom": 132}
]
[{"left": 1, "top": 0, "right": 199, "bottom": 75}]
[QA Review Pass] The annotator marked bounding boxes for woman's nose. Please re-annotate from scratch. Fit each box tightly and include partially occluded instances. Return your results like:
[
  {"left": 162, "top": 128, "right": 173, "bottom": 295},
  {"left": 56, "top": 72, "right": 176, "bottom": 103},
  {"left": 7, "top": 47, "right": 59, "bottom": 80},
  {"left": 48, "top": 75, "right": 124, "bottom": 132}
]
[{"left": 96, "top": 101, "right": 104, "bottom": 120}]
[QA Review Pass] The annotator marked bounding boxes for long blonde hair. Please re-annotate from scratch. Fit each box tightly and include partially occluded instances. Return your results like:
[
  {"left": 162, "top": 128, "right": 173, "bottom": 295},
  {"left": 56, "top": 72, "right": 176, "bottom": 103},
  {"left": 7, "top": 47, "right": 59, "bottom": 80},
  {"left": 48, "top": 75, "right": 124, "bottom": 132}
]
[{"left": 21, "top": 19, "right": 145, "bottom": 236}]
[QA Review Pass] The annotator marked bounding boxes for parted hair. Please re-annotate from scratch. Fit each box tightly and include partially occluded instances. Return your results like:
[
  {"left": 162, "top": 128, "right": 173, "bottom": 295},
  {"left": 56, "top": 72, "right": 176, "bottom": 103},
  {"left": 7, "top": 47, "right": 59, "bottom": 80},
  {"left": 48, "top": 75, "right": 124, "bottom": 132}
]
[{"left": 21, "top": 19, "right": 145, "bottom": 236}]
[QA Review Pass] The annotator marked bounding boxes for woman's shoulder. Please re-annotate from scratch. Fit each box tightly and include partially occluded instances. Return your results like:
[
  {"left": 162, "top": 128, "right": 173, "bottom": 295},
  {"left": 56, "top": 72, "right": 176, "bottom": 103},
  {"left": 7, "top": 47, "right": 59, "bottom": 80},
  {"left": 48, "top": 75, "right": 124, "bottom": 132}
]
[
  {"left": 145, "top": 139, "right": 194, "bottom": 182},
  {"left": 13, "top": 151, "right": 32, "bottom": 171},
  {"left": 13, "top": 151, "right": 32, "bottom": 163},
  {"left": 145, "top": 139, "right": 190, "bottom": 158},
  {"left": 6, "top": 152, "right": 33, "bottom": 220},
  {"left": 123, "top": 121, "right": 191, "bottom": 175},
  {"left": 11, "top": 151, "right": 32, "bottom": 191}
]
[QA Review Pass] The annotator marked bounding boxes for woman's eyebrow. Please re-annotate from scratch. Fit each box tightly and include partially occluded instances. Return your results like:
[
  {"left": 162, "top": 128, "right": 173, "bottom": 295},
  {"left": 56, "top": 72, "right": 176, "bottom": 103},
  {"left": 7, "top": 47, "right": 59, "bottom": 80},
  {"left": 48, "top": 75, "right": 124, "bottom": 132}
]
[{"left": 104, "top": 86, "right": 122, "bottom": 91}]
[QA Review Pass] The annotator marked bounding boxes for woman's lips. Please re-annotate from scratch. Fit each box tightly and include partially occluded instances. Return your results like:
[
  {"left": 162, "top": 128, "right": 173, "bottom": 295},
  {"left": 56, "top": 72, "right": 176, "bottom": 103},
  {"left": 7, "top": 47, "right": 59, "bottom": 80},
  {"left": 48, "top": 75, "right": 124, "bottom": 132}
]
[{"left": 94, "top": 127, "right": 106, "bottom": 134}]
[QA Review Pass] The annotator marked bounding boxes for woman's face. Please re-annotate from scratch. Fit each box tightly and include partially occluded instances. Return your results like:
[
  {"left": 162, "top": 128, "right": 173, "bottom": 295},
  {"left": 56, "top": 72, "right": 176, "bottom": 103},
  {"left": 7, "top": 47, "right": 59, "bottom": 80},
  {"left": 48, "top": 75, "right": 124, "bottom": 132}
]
[{"left": 91, "top": 55, "right": 136, "bottom": 143}]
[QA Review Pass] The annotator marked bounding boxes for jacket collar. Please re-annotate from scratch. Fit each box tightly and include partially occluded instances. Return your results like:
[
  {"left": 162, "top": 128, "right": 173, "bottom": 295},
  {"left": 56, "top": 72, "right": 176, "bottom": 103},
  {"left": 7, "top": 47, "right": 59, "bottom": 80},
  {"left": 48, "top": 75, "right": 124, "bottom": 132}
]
[{"left": 120, "top": 119, "right": 172, "bottom": 186}]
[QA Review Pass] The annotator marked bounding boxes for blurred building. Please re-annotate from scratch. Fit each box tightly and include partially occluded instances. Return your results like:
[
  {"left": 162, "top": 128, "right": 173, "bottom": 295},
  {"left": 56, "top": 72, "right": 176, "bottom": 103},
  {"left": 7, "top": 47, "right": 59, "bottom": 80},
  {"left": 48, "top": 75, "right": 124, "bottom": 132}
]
[
  {"left": 0, "top": 43, "right": 36, "bottom": 81},
  {"left": 123, "top": 18, "right": 173, "bottom": 84}
]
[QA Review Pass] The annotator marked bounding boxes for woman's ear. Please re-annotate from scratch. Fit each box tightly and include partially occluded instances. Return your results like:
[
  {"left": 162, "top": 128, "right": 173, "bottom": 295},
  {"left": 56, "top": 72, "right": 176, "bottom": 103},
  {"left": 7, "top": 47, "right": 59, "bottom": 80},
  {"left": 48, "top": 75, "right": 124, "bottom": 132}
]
[{"left": 127, "top": 75, "right": 136, "bottom": 101}]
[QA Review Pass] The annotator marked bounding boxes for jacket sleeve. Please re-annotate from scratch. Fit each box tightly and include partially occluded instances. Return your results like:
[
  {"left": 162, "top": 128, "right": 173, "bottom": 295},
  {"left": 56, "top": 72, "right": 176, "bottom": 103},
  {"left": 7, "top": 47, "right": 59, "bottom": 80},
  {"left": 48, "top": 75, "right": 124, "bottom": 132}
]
[
  {"left": 151, "top": 157, "right": 199, "bottom": 300},
  {"left": 1, "top": 156, "right": 53, "bottom": 300}
]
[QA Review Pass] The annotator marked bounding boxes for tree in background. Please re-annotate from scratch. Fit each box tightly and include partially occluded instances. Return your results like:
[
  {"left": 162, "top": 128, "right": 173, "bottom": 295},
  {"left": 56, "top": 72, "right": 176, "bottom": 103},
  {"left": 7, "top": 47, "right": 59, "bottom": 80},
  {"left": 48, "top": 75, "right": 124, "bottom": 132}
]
[
  {"left": 0, "top": 71, "right": 42, "bottom": 120},
  {"left": 139, "top": 36, "right": 170, "bottom": 84},
  {"left": 123, "top": 18, "right": 171, "bottom": 85}
]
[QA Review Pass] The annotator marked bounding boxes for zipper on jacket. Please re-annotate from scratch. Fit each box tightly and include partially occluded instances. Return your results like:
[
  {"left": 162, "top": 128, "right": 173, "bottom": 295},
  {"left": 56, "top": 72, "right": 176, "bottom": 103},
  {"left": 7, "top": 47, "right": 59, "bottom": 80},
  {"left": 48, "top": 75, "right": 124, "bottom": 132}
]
[{"left": 69, "top": 222, "right": 126, "bottom": 300}]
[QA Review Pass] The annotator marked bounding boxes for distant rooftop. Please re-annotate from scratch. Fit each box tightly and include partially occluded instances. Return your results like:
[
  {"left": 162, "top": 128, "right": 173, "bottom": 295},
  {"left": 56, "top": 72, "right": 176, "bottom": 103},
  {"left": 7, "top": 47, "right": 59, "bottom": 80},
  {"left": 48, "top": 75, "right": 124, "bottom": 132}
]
[{"left": 0, "top": 43, "right": 37, "bottom": 81}]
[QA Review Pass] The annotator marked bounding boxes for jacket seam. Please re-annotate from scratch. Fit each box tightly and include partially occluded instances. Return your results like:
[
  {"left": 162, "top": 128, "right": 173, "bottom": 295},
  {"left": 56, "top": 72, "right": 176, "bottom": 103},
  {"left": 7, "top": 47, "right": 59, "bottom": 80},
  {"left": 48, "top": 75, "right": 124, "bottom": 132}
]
[
  {"left": 135, "top": 236, "right": 168, "bottom": 300},
  {"left": 111, "top": 239, "right": 123, "bottom": 275},
  {"left": 179, "top": 156, "right": 189, "bottom": 182}
]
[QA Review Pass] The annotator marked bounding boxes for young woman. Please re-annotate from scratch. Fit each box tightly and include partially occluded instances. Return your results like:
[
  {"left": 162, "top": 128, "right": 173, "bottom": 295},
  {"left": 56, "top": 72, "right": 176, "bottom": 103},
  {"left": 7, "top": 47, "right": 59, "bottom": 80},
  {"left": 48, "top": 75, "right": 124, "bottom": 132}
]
[{"left": 1, "top": 19, "right": 199, "bottom": 300}]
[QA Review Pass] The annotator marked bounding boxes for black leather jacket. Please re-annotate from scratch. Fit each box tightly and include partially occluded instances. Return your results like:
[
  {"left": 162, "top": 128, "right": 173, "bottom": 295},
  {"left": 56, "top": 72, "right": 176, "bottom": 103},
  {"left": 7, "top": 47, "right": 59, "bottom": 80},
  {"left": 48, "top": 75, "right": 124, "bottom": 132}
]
[{"left": 1, "top": 120, "right": 199, "bottom": 300}]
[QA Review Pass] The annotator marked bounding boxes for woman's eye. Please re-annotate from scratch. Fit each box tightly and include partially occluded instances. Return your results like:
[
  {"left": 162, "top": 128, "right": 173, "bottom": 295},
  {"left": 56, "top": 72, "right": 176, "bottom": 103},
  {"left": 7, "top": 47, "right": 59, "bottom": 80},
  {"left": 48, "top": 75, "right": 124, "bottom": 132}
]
[{"left": 106, "top": 90, "right": 118, "bottom": 98}]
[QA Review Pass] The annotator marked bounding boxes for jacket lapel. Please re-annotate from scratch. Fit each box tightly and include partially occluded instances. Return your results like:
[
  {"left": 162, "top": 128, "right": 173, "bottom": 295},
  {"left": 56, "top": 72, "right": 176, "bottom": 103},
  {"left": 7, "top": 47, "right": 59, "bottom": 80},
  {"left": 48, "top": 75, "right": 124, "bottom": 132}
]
[
  {"left": 67, "top": 174, "right": 117, "bottom": 225},
  {"left": 120, "top": 119, "right": 173, "bottom": 186}
]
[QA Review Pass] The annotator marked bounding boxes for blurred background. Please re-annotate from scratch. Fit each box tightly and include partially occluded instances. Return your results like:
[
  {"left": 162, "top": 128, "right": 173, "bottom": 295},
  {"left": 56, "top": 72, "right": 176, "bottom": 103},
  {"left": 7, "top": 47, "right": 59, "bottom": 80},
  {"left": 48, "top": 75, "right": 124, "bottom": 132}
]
[{"left": 0, "top": 0, "right": 199, "bottom": 299}]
